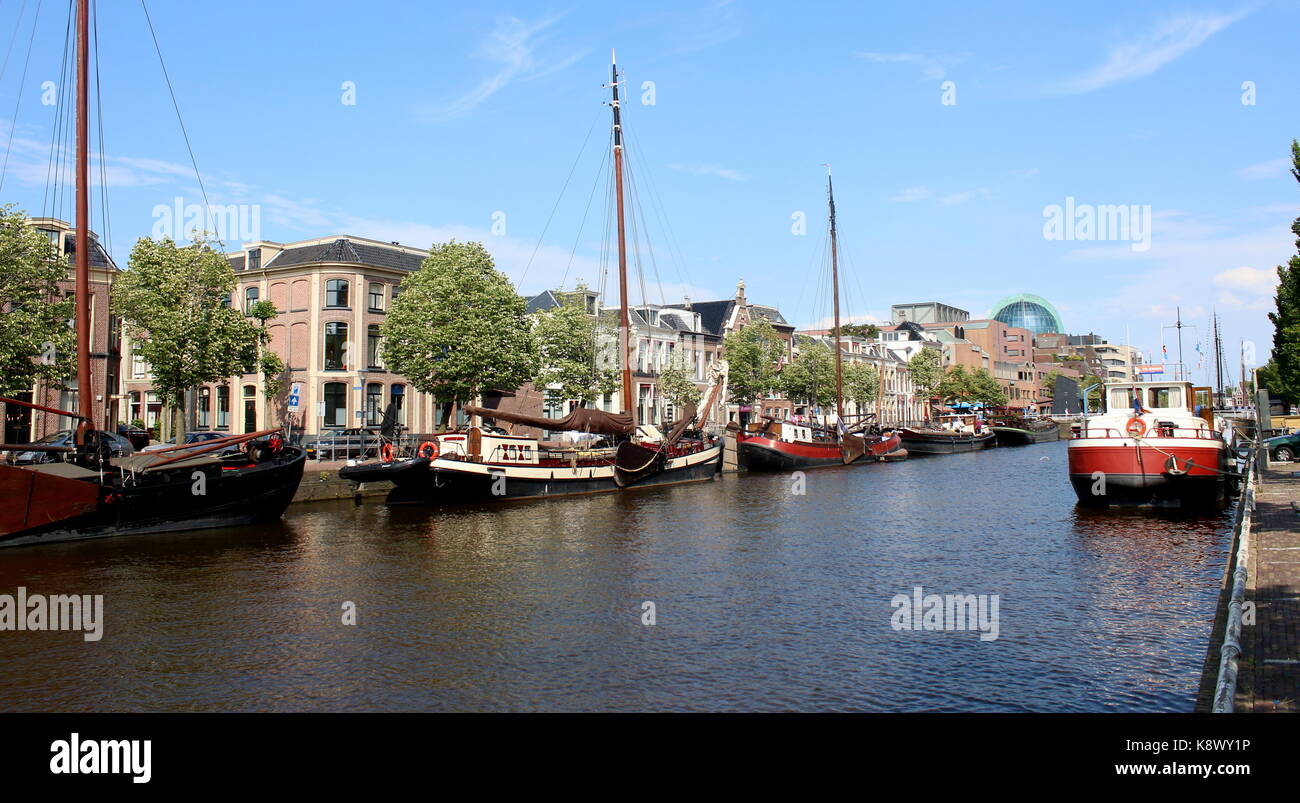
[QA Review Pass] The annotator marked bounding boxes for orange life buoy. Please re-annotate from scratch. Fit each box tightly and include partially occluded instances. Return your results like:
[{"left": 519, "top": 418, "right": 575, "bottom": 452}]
[
  {"left": 381, "top": 442, "right": 394, "bottom": 463},
  {"left": 418, "top": 440, "right": 439, "bottom": 460},
  {"left": 1125, "top": 417, "right": 1146, "bottom": 438}
]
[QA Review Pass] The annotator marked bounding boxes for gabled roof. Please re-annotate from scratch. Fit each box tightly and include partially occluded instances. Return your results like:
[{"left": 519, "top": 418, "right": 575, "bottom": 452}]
[
  {"left": 687, "top": 300, "right": 734, "bottom": 336},
  {"left": 525, "top": 290, "right": 561, "bottom": 315}
]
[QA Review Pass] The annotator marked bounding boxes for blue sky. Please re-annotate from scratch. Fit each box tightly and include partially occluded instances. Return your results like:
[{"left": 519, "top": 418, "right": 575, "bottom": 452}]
[{"left": 1, "top": 0, "right": 1297, "bottom": 386}]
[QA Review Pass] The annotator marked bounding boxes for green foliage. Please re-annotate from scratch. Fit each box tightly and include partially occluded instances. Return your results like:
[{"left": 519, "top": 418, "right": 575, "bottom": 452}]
[
  {"left": 780, "top": 341, "right": 837, "bottom": 408},
  {"left": 533, "top": 299, "right": 617, "bottom": 404},
  {"left": 1264, "top": 139, "right": 1300, "bottom": 403},
  {"left": 840, "top": 322, "right": 880, "bottom": 339},
  {"left": 939, "top": 366, "right": 1008, "bottom": 407},
  {"left": 657, "top": 352, "right": 701, "bottom": 410},
  {"left": 113, "top": 235, "right": 262, "bottom": 412},
  {"left": 380, "top": 241, "right": 536, "bottom": 405},
  {"left": 722, "top": 317, "right": 785, "bottom": 405},
  {"left": 0, "top": 205, "right": 75, "bottom": 396},
  {"left": 246, "top": 299, "right": 285, "bottom": 400},
  {"left": 907, "top": 347, "right": 942, "bottom": 397},
  {"left": 842, "top": 360, "right": 879, "bottom": 407}
]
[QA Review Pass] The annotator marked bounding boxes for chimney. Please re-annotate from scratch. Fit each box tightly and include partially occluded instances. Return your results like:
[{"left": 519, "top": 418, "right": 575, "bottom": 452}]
[{"left": 735, "top": 278, "right": 746, "bottom": 305}]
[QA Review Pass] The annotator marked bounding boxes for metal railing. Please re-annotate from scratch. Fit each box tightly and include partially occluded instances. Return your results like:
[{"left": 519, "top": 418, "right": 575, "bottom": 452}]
[
  {"left": 1071, "top": 425, "right": 1222, "bottom": 440},
  {"left": 1212, "top": 450, "right": 1256, "bottom": 713}
]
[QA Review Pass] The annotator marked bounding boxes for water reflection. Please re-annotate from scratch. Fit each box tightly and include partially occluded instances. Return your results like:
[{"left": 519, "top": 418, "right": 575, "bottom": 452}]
[{"left": 0, "top": 441, "right": 1229, "bottom": 711}]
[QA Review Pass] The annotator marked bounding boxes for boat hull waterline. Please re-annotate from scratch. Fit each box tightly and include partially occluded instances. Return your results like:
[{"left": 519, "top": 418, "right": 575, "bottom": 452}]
[
  {"left": 898, "top": 429, "right": 996, "bottom": 455},
  {"left": 736, "top": 433, "right": 902, "bottom": 472},
  {"left": 1067, "top": 438, "right": 1226, "bottom": 508},
  {"left": 346, "top": 445, "right": 723, "bottom": 505},
  {"left": 0, "top": 447, "right": 307, "bottom": 548}
]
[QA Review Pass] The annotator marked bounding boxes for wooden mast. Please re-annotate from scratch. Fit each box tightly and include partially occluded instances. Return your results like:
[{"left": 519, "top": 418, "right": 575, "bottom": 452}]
[
  {"left": 74, "top": 0, "right": 93, "bottom": 436},
  {"left": 826, "top": 166, "right": 844, "bottom": 427},
  {"left": 610, "top": 51, "right": 634, "bottom": 423}
]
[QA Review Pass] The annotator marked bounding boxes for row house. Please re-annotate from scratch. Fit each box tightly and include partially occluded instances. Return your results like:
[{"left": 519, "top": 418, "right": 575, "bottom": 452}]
[
  {"left": 2, "top": 218, "right": 122, "bottom": 444},
  {"left": 122, "top": 235, "right": 445, "bottom": 439},
  {"left": 791, "top": 333, "right": 926, "bottom": 425}
]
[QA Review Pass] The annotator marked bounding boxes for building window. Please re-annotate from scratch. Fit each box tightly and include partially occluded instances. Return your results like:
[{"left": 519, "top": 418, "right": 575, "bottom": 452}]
[
  {"left": 131, "top": 348, "right": 147, "bottom": 379},
  {"left": 324, "top": 382, "right": 347, "bottom": 428},
  {"left": 324, "top": 322, "right": 349, "bottom": 370},
  {"left": 216, "top": 385, "right": 230, "bottom": 429},
  {"left": 367, "top": 324, "right": 382, "bottom": 369},
  {"left": 60, "top": 380, "right": 78, "bottom": 414},
  {"left": 326, "top": 279, "right": 349, "bottom": 308},
  {"left": 366, "top": 383, "right": 383, "bottom": 426},
  {"left": 244, "top": 286, "right": 259, "bottom": 312},
  {"left": 243, "top": 385, "right": 257, "bottom": 433},
  {"left": 248, "top": 248, "right": 261, "bottom": 271},
  {"left": 391, "top": 284, "right": 401, "bottom": 305},
  {"left": 369, "top": 282, "right": 384, "bottom": 312},
  {"left": 390, "top": 384, "right": 405, "bottom": 425},
  {"left": 197, "top": 387, "right": 210, "bottom": 428}
]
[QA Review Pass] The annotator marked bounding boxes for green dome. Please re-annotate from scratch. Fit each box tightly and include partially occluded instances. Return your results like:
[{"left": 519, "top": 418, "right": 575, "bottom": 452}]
[{"left": 989, "top": 293, "right": 1063, "bottom": 335}]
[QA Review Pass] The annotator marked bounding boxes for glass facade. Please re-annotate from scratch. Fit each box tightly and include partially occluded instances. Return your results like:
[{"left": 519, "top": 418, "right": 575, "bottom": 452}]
[{"left": 990, "top": 294, "right": 1063, "bottom": 335}]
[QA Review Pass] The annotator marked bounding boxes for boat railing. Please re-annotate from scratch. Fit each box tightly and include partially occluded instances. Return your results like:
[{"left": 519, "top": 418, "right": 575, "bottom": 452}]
[{"left": 1071, "top": 425, "right": 1223, "bottom": 440}]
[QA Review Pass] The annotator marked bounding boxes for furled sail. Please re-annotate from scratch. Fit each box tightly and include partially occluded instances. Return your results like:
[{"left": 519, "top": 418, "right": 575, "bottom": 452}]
[{"left": 462, "top": 405, "right": 636, "bottom": 436}]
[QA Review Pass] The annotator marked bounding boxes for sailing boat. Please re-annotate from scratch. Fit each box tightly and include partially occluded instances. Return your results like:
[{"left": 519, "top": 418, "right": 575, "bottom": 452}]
[
  {"left": 735, "top": 168, "right": 902, "bottom": 471},
  {"left": 0, "top": 0, "right": 305, "bottom": 547},
  {"left": 341, "top": 52, "right": 722, "bottom": 504}
]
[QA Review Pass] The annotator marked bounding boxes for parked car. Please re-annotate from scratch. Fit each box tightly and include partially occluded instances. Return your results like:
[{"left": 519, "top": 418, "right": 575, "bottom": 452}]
[
  {"left": 305, "top": 428, "right": 384, "bottom": 460},
  {"left": 6, "top": 429, "right": 134, "bottom": 465},
  {"left": 1261, "top": 431, "right": 1300, "bottom": 462},
  {"left": 141, "top": 431, "right": 243, "bottom": 455}
]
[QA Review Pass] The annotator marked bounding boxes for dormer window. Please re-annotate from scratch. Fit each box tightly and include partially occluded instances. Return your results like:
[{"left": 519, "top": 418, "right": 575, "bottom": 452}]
[{"left": 248, "top": 248, "right": 261, "bottom": 270}]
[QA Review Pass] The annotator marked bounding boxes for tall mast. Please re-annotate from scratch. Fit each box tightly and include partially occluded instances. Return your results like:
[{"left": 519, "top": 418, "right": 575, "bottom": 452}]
[
  {"left": 1175, "top": 306, "right": 1185, "bottom": 382},
  {"left": 1214, "top": 313, "right": 1224, "bottom": 405},
  {"left": 610, "top": 51, "right": 633, "bottom": 421},
  {"left": 74, "top": 0, "right": 92, "bottom": 430},
  {"left": 826, "top": 166, "right": 844, "bottom": 425}
]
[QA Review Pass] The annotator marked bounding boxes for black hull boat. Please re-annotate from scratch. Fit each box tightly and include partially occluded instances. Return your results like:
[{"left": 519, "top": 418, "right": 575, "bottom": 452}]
[
  {"left": 347, "top": 444, "right": 721, "bottom": 505},
  {"left": 898, "top": 427, "right": 995, "bottom": 455},
  {"left": 735, "top": 429, "right": 902, "bottom": 472},
  {"left": 0, "top": 441, "right": 306, "bottom": 548},
  {"left": 991, "top": 423, "right": 1061, "bottom": 446}
]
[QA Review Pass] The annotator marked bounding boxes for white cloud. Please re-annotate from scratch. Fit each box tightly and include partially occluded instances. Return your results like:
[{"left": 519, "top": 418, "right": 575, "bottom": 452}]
[
  {"left": 854, "top": 51, "right": 964, "bottom": 81},
  {"left": 416, "top": 15, "right": 578, "bottom": 121},
  {"left": 1239, "top": 157, "right": 1291, "bottom": 180},
  {"left": 1213, "top": 265, "right": 1277, "bottom": 310},
  {"left": 888, "top": 186, "right": 932, "bottom": 203},
  {"left": 939, "top": 188, "right": 992, "bottom": 205},
  {"left": 1045, "top": 10, "right": 1249, "bottom": 96},
  {"left": 666, "top": 163, "right": 747, "bottom": 181}
]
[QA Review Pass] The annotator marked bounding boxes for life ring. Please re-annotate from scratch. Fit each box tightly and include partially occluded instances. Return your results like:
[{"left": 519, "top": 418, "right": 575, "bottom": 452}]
[
  {"left": 418, "top": 440, "right": 439, "bottom": 460},
  {"left": 1125, "top": 417, "right": 1146, "bottom": 438},
  {"left": 381, "top": 442, "right": 394, "bottom": 463},
  {"left": 268, "top": 433, "right": 284, "bottom": 453},
  {"left": 1165, "top": 455, "right": 1190, "bottom": 476}
]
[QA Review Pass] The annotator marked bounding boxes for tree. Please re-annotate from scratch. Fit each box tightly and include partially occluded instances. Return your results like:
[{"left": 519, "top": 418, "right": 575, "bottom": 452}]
[
  {"left": 967, "top": 368, "right": 1009, "bottom": 407},
  {"left": 1263, "top": 139, "right": 1300, "bottom": 403},
  {"left": 533, "top": 299, "right": 617, "bottom": 405},
  {"left": 247, "top": 299, "right": 285, "bottom": 405},
  {"left": 841, "top": 322, "right": 881, "bottom": 339},
  {"left": 657, "top": 352, "right": 701, "bottom": 414},
  {"left": 780, "top": 340, "right": 837, "bottom": 409},
  {"left": 907, "top": 347, "right": 942, "bottom": 399},
  {"left": 113, "top": 235, "right": 263, "bottom": 440},
  {"left": 938, "top": 365, "right": 972, "bottom": 404},
  {"left": 722, "top": 317, "right": 785, "bottom": 408},
  {"left": 381, "top": 241, "right": 536, "bottom": 425},
  {"left": 842, "top": 360, "right": 880, "bottom": 412},
  {"left": 0, "top": 205, "right": 75, "bottom": 396}
]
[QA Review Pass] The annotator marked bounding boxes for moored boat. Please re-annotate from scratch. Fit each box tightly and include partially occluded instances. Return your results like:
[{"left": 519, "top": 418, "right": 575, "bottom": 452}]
[
  {"left": 1067, "top": 379, "right": 1227, "bottom": 508},
  {"left": 990, "top": 417, "right": 1061, "bottom": 446},
  {"left": 898, "top": 427, "right": 995, "bottom": 455}
]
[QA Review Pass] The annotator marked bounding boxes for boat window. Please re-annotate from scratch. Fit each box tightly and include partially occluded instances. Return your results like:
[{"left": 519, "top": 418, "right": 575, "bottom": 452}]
[
  {"left": 1148, "top": 387, "right": 1181, "bottom": 409},
  {"left": 1109, "top": 388, "right": 1137, "bottom": 410}
]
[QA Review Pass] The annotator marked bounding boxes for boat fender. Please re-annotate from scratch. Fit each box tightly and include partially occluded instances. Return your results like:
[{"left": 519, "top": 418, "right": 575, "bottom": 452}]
[
  {"left": 268, "top": 433, "right": 284, "bottom": 453},
  {"left": 1164, "top": 456, "right": 1190, "bottom": 476},
  {"left": 418, "top": 440, "right": 440, "bottom": 460},
  {"left": 1125, "top": 417, "right": 1146, "bottom": 438},
  {"left": 381, "top": 442, "right": 395, "bottom": 463}
]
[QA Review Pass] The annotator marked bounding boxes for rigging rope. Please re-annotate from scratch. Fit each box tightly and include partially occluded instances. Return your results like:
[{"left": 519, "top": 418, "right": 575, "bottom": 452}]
[
  {"left": 139, "top": 0, "right": 209, "bottom": 211},
  {"left": 520, "top": 104, "right": 602, "bottom": 288},
  {"left": 0, "top": 0, "right": 43, "bottom": 194}
]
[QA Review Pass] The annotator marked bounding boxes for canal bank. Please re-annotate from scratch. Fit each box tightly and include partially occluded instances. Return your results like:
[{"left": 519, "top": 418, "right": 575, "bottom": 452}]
[
  {"left": 294, "top": 461, "right": 392, "bottom": 503},
  {"left": 1201, "top": 459, "right": 1300, "bottom": 713}
]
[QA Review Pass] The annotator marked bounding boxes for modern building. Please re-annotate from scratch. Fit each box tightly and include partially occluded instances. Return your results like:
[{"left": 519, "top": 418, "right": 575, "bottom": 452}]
[
  {"left": 890, "top": 301, "right": 970, "bottom": 325},
  {"left": 989, "top": 293, "right": 1064, "bottom": 336},
  {"left": 2, "top": 218, "right": 122, "bottom": 444}
]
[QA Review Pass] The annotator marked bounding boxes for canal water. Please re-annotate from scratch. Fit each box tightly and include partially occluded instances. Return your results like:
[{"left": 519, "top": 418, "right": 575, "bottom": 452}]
[{"left": 0, "top": 440, "right": 1232, "bottom": 712}]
